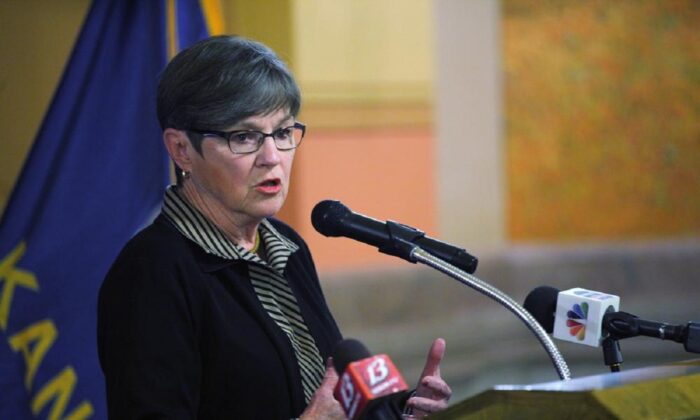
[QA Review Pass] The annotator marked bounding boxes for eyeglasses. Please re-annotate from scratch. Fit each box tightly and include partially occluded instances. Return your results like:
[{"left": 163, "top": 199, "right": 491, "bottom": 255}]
[{"left": 188, "top": 122, "right": 306, "bottom": 154}]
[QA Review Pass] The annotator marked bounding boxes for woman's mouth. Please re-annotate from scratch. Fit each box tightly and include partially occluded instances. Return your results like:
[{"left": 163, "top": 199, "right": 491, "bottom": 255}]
[{"left": 255, "top": 178, "right": 282, "bottom": 194}]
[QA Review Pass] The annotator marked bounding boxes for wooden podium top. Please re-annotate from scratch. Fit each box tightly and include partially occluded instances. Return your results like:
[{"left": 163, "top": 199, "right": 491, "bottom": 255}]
[{"left": 432, "top": 359, "right": 700, "bottom": 419}]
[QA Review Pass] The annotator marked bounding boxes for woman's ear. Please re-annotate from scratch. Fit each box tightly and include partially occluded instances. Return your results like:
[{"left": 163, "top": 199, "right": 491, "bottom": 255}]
[{"left": 163, "top": 128, "right": 193, "bottom": 172}]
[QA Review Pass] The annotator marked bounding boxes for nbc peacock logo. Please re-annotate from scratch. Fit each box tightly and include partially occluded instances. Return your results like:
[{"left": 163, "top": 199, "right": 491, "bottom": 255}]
[{"left": 566, "top": 302, "right": 588, "bottom": 340}]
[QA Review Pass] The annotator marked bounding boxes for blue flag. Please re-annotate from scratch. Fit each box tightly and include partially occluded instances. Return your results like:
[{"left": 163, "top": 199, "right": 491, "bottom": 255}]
[{"left": 0, "top": 1, "right": 216, "bottom": 417}]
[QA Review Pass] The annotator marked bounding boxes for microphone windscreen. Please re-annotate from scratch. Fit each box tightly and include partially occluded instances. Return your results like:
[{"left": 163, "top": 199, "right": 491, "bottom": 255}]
[
  {"left": 332, "top": 338, "right": 372, "bottom": 374},
  {"left": 311, "top": 200, "right": 349, "bottom": 237},
  {"left": 523, "top": 286, "right": 560, "bottom": 333}
]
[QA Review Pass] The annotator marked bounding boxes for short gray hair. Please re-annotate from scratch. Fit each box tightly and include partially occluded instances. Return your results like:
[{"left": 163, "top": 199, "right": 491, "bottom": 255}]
[{"left": 157, "top": 35, "right": 301, "bottom": 154}]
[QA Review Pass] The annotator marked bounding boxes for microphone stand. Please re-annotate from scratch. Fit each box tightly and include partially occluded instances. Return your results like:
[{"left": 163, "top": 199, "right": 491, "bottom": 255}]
[
  {"left": 409, "top": 247, "right": 571, "bottom": 381},
  {"left": 601, "top": 311, "right": 700, "bottom": 372}
]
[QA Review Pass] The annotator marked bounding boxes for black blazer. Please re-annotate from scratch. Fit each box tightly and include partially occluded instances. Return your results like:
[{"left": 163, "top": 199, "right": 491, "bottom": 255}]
[{"left": 97, "top": 215, "right": 342, "bottom": 419}]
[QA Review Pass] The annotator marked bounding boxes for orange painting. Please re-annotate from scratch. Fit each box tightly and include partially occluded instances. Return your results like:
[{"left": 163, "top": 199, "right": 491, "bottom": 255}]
[{"left": 504, "top": 0, "right": 700, "bottom": 240}]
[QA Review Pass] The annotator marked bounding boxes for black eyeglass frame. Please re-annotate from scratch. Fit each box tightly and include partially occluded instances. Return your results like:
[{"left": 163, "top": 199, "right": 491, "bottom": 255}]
[{"left": 188, "top": 122, "right": 306, "bottom": 155}]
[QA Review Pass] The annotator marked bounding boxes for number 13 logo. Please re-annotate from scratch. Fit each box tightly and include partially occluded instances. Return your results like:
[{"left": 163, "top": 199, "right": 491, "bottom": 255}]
[{"left": 367, "top": 357, "right": 389, "bottom": 386}]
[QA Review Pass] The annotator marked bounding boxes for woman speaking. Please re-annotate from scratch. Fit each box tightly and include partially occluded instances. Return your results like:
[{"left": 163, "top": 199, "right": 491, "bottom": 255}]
[{"left": 97, "top": 35, "right": 451, "bottom": 419}]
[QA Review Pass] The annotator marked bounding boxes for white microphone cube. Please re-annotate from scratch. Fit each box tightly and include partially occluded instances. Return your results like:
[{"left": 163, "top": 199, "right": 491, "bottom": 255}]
[{"left": 552, "top": 288, "right": 620, "bottom": 347}]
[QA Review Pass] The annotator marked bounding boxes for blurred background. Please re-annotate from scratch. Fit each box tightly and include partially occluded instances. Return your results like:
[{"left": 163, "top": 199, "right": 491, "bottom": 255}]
[{"left": 1, "top": 0, "right": 699, "bottom": 405}]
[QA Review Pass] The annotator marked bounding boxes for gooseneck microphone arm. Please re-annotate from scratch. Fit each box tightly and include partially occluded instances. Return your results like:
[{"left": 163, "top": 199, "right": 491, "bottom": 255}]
[
  {"left": 312, "top": 200, "right": 570, "bottom": 380},
  {"left": 410, "top": 248, "right": 571, "bottom": 381}
]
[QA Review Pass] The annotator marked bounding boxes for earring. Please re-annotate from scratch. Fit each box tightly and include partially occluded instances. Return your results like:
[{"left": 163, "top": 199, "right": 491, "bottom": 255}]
[{"left": 181, "top": 169, "right": 190, "bottom": 179}]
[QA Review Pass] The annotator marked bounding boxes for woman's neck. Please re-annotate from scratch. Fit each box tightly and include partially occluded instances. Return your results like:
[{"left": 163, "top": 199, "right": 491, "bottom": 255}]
[{"left": 178, "top": 181, "right": 259, "bottom": 251}]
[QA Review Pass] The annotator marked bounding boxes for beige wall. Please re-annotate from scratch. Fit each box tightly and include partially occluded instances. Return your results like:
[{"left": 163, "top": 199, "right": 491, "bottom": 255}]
[
  {"left": 434, "top": 0, "right": 506, "bottom": 254},
  {"left": 292, "top": 0, "right": 434, "bottom": 103},
  {"left": 284, "top": 0, "right": 439, "bottom": 272},
  {"left": 0, "top": 0, "right": 91, "bottom": 215}
]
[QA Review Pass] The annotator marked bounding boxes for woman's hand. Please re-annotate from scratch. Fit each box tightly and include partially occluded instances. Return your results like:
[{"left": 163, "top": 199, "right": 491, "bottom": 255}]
[
  {"left": 300, "top": 359, "right": 346, "bottom": 420},
  {"left": 406, "top": 338, "right": 452, "bottom": 417}
]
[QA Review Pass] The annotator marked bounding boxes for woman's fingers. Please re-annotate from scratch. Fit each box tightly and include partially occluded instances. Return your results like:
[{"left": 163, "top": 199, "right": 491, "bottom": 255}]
[{"left": 419, "top": 338, "right": 446, "bottom": 379}]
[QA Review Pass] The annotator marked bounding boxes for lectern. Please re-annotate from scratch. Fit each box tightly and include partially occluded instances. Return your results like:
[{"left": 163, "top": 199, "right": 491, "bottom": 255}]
[{"left": 432, "top": 360, "right": 700, "bottom": 419}]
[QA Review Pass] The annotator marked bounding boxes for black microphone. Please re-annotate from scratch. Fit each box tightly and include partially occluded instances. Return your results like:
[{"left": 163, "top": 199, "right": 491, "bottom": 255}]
[
  {"left": 524, "top": 286, "right": 700, "bottom": 354},
  {"left": 311, "top": 200, "right": 478, "bottom": 274},
  {"left": 332, "top": 339, "right": 408, "bottom": 420},
  {"left": 523, "top": 285, "right": 559, "bottom": 334}
]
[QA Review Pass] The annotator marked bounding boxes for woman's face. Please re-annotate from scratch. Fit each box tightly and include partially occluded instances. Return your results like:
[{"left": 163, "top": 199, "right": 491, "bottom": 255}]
[{"left": 187, "top": 108, "right": 296, "bottom": 224}]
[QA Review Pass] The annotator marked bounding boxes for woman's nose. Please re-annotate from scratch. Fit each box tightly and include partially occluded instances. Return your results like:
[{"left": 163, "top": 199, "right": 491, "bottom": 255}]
[{"left": 256, "top": 137, "right": 282, "bottom": 166}]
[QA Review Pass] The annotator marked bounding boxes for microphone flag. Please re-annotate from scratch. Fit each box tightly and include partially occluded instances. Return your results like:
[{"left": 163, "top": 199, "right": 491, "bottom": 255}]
[
  {"left": 552, "top": 288, "right": 620, "bottom": 347},
  {"left": 334, "top": 354, "right": 409, "bottom": 419},
  {"left": 0, "top": 1, "right": 221, "bottom": 418}
]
